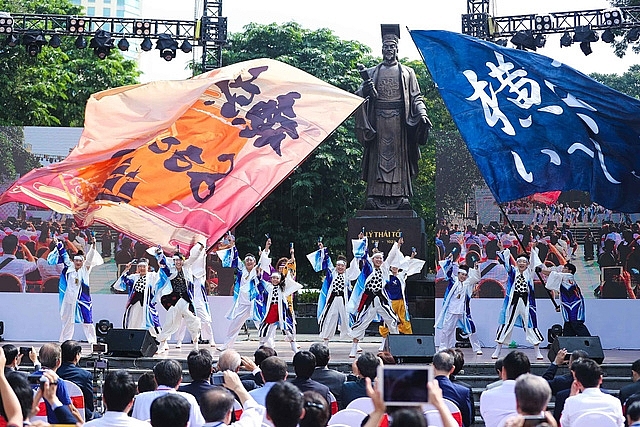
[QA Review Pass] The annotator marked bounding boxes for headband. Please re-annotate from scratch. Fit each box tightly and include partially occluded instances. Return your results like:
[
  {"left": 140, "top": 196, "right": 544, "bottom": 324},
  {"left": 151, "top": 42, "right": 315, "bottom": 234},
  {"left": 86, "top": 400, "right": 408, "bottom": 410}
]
[
  {"left": 516, "top": 256, "right": 528, "bottom": 262},
  {"left": 372, "top": 252, "right": 384, "bottom": 259},
  {"left": 137, "top": 258, "right": 149, "bottom": 265},
  {"left": 73, "top": 255, "right": 84, "bottom": 261},
  {"left": 335, "top": 260, "right": 347, "bottom": 266}
]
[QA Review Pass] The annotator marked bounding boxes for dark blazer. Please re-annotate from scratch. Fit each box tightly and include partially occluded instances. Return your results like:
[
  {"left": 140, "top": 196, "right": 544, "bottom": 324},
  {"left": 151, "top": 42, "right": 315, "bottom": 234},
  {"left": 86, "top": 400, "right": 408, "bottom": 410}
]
[
  {"left": 178, "top": 379, "right": 217, "bottom": 405},
  {"left": 311, "top": 367, "right": 346, "bottom": 402},
  {"left": 436, "top": 375, "right": 473, "bottom": 427},
  {"left": 289, "top": 377, "right": 333, "bottom": 407},
  {"left": 240, "top": 370, "right": 264, "bottom": 387},
  {"left": 340, "top": 378, "right": 367, "bottom": 410},
  {"left": 56, "top": 362, "right": 94, "bottom": 420},
  {"left": 619, "top": 381, "right": 640, "bottom": 405},
  {"left": 452, "top": 377, "right": 476, "bottom": 425},
  {"left": 542, "top": 363, "right": 573, "bottom": 396}
]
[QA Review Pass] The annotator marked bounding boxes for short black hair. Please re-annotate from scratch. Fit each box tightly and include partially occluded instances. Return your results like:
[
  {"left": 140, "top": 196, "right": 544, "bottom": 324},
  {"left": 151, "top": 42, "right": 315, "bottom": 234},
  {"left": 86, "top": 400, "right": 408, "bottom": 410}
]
[
  {"left": 571, "top": 358, "right": 602, "bottom": 388},
  {"left": 61, "top": 340, "right": 82, "bottom": 363},
  {"left": 153, "top": 359, "right": 183, "bottom": 388},
  {"left": 2, "top": 344, "right": 18, "bottom": 366},
  {"left": 308, "top": 343, "right": 330, "bottom": 367},
  {"left": 255, "top": 346, "right": 277, "bottom": 366},
  {"left": 390, "top": 408, "right": 427, "bottom": 427},
  {"left": 564, "top": 262, "right": 576, "bottom": 274},
  {"left": 150, "top": 393, "right": 190, "bottom": 427},
  {"left": 458, "top": 264, "right": 469, "bottom": 273},
  {"left": 103, "top": 370, "right": 137, "bottom": 412},
  {"left": 2, "top": 234, "right": 18, "bottom": 254},
  {"left": 631, "top": 359, "right": 640, "bottom": 375},
  {"left": 503, "top": 351, "right": 530, "bottom": 380},
  {"left": 293, "top": 351, "right": 316, "bottom": 379},
  {"left": 452, "top": 348, "right": 465, "bottom": 376},
  {"left": 261, "top": 356, "right": 288, "bottom": 382},
  {"left": 2, "top": 371, "right": 32, "bottom": 419},
  {"left": 187, "top": 349, "right": 214, "bottom": 381},
  {"left": 138, "top": 372, "right": 157, "bottom": 393},
  {"left": 200, "top": 386, "right": 235, "bottom": 423},
  {"left": 628, "top": 400, "right": 640, "bottom": 422},
  {"left": 300, "top": 391, "right": 330, "bottom": 427},
  {"left": 569, "top": 350, "right": 589, "bottom": 363},
  {"left": 356, "top": 352, "right": 380, "bottom": 380},
  {"left": 266, "top": 381, "right": 304, "bottom": 427}
]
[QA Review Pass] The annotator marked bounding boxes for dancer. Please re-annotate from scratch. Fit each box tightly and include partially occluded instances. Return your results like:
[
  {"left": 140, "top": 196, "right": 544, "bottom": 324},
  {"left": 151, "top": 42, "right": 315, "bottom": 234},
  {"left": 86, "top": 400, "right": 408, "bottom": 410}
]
[
  {"left": 113, "top": 250, "right": 171, "bottom": 336},
  {"left": 256, "top": 270, "right": 302, "bottom": 351},
  {"left": 308, "top": 242, "right": 360, "bottom": 346},
  {"left": 492, "top": 241, "right": 545, "bottom": 360},
  {"left": 48, "top": 237, "right": 103, "bottom": 344},
  {"left": 155, "top": 252, "right": 202, "bottom": 353},
  {"left": 347, "top": 236, "right": 400, "bottom": 358},
  {"left": 435, "top": 255, "right": 482, "bottom": 355}
]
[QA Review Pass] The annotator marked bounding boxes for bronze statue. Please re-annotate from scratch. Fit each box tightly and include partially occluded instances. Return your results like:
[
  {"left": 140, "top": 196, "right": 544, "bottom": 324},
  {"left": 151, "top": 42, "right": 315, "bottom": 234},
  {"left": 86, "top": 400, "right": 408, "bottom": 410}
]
[{"left": 356, "top": 24, "right": 431, "bottom": 210}]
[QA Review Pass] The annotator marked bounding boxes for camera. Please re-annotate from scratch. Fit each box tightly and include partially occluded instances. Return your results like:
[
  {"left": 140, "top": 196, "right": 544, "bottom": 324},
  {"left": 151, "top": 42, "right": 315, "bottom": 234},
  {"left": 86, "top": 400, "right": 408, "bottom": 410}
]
[
  {"left": 92, "top": 343, "right": 107, "bottom": 354},
  {"left": 86, "top": 359, "right": 108, "bottom": 369},
  {"left": 27, "top": 372, "right": 47, "bottom": 386},
  {"left": 212, "top": 373, "right": 225, "bottom": 385}
]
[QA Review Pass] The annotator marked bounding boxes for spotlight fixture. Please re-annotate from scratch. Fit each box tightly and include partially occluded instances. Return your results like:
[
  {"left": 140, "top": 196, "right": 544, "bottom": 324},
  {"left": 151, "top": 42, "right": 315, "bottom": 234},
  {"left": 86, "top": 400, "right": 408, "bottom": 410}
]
[
  {"left": 510, "top": 30, "right": 536, "bottom": 51},
  {"left": 74, "top": 35, "right": 87, "bottom": 49},
  {"left": 0, "top": 12, "right": 13, "bottom": 34},
  {"left": 134, "top": 21, "right": 151, "bottom": 36},
  {"left": 156, "top": 33, "right": 178, "bottom": 61},
  {"left": 49, "top": 34, "right": 62, "bottom": 48},
  {"left": 89, "top": 29, "right": 114, "bottom": 59},
  {"left": 573, "top": 26, "right": 599, "bottom": 56},
  {"left": 627, "top": 27, "right": 640, "bottom": 42},
  {"left": 560, "top": 31, "right": 573, "bottom": 47},
  {"left": 602, "top": 9, "right": 622, "bottom": 27},
  {"left": 6, "top": 34, "right": 18, "bottom": 47},
  {"left": 117, "top": 38, "right": 129, "bottom": 51},
  {"left": 22, "top": 30, "right": 47, "bottom": 57},
  {"left": 95, "top": 319, "right": 113, "bottom": 343},
  {"left": 601, "top": 28, "right": 615, "bottom": 43},
  {"left": 494, "top": 39, "right": 508, "bottom": 47},
  {"left": 534, "top": 15, "right": 553, "bottom": 31},
  {"left": 534, "top": 34, "right": 546, "bottom": 49},
  {"left": 140, "top": 36, "right": 153, "bottom": 51},
  {"left": 67, "top": 17, "right": 86, "bottom": 33},
  {"left": 180, "top": 40, "right": 192, "bottom": 53}
]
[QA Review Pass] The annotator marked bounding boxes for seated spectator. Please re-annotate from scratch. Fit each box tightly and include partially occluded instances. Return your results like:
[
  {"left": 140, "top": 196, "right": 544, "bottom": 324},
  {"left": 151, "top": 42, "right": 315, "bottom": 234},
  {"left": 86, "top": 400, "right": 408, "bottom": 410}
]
[
  {"left": 131, "top": 359, "right": 205, "bottom": 426},
  {"left": 289, "top": 351, "right": 337, "bottom": 414},
  {"left": 300, "top": 391, "right": 329, "bottom": 427},
  {"left": 150, "top": 393, "right": 190, "bottom": 427},
  {"left": 502, "top": 374, "right": 556, "bottom": 427},
  {"left": 0, "top": 234, "right": 37, "bottom": 291},
  {"left": 217, "top": 350, "right": 259, "bottom": 392},
  {"left": 485, "top": 358, "right": 504, "bottom": 390},
  {"left": 240, "top": 346, "right": 277, "bottom": 387},
  {"left": 84, "top": 370, "right": 149, "bottom": 426},
  {"left": 620, "top": 359, "right": 640, "bottom": 406},
  {"left": 542, "top": 348, "right": 588, "bottom": 397},
  {"left": 627, "top": 400, "right": 640, "bottom": 427},
  {"left": 340, "top": 352, "right": 380, "bottom": 409},
  {"left": 57, "top": 339, "right": 96, "bottom": 420},
  {"left": 266, "top": 382, "right": 305, "bottom": 427},
  {"left": 309, "top": 343, "right": 346, "bottom": 402},
  {"left": 376, "top": 351, "right": 396, "bottom": 365},
  {"left": 2, "top": 345, "right": 39, "bottom": 376},
  {"left": 0, "top": 351, "right": 23, "bottom": 427},
  {"left": 249, "top": 356, "right": 288, "bottom": 406},
  {"left": 36, "top": 243, "right": 63, "bottom": 280},
  {"left": 433, "top": 350, "right": 473, "bottom": 427},
  {"left": 447, "top": 348, "right": 476, "bottom": 424},
  {"left": 137, "top": 371, "right": 157, "bottom": 393},
  {"left": 200, "top": 371, "right": 265, "bottom": 426},
  {"left": 178, "top": 349, "right": 215, "bottom": 404}
]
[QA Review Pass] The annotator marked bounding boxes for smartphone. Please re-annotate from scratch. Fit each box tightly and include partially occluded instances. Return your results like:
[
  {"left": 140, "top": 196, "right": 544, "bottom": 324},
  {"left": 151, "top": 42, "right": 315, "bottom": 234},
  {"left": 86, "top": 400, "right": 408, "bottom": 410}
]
[
  {"left": 522, "top": 415, "right": 548, "bottom": 427},
  {"left": 378, "top": 364, "right": 434, "bottom": 406},
  {"left": 19, "top": 347, "right": 33, "bottom": 365},
  {"left": 212, "top": 373, "right": 225, "bottom": 385}
]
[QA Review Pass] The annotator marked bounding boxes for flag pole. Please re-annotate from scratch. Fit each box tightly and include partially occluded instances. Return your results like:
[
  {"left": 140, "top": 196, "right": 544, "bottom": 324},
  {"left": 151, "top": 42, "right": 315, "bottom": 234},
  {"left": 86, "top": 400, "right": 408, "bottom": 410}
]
[{"left": 498, "top": 203, "right": 561, "bottom": 312}]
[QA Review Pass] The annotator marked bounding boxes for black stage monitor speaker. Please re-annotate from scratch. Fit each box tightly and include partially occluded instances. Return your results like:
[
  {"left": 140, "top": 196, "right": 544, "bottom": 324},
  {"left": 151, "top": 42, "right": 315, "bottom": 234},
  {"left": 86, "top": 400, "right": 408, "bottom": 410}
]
[
  {"left": 548, "top": 336, "right": 604, "bottom": 364},
  {"left": 105, "top": 329, "right": 157, "bottom": 357},
  {"left": 388, "top": 335, "right": 435, "bottom": 363}
]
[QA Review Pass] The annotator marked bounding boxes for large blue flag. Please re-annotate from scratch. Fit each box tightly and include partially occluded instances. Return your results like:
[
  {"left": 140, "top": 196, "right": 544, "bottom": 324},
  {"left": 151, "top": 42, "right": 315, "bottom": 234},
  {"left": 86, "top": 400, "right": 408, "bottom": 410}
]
[{"left": 411, "top": 30, "right": 640, "bottom": 212}]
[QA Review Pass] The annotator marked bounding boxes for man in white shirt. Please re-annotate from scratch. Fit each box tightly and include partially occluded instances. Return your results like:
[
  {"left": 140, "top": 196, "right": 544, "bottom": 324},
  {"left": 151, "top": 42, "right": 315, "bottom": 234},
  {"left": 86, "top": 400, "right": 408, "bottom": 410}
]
[
  {"left": 84, "top": 370, "right": 149, "bottom": 427},
  {"left": 0, "top": 234, "right": 37, "bottom": 291},
  {"left": 132, "top": 359, "right": 205, "bottom": 427},
  {"left": 560, "top": 358, "right": 624, "bottom": 427},
  {"left": 200, "top": 370, "right": 265, "bottom": 426},
  {"left": 249, "top": 356, "right": 288, "bottom": 406}
]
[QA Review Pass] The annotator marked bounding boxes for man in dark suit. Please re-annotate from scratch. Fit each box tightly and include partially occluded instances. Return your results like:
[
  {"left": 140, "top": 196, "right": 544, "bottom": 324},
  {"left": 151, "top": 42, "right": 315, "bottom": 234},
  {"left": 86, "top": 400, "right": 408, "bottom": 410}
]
[
  {"left": 542, "top": 348, "right": 588, "bottom": 396},
  {"left": 340, "top": 352, "right": 380, "bottom": 409},
  {"left": 239, "top": 346, "right": 277, "bottom": 387},
  {"left": 57, "top": 340, "right": 96, "bottom": 421},
  {"left": 619, "top": 359, "right": 640, "bottom": 406},
  {"left": 178, "top": 349, "right": 216, "bottom": 404},
  {"left": 309, "top": 343, "right": 346, "bottom": 402},
  {"left": 217, "top": 349, "right": 259, "bottom": 392},
  {"left": 433, "top": 350, "right": 473, "bottom": 427},
  {"left": 447, "top": 348, "right": 476, "bottom": 424},
  {"left": 289, "top": 351, "right": 337, "bottom": 413}
]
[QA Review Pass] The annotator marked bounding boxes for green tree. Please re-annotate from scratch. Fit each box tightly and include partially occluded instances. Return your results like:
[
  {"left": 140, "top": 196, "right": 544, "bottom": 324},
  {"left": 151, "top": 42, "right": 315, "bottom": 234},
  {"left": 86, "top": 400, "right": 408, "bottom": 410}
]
[
  {"left": 590, "top": 64, "right": 640, "bottom": 98},
  {"left": 0, "top": 127, "right": 41, "bottom": 181},
  {"left": 607, "top": 0, "right": 640, "bottom": 56}
]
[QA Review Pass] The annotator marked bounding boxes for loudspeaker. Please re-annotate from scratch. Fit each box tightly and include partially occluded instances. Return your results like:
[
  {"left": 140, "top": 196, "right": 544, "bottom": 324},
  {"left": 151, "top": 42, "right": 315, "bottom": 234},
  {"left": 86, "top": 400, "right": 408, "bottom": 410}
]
[
  {"left": 548, "top": 336, "right": 604, "bottom": 364},
  {"left": 105, "top": 329, "right": 157, "bottom": 357},
  {"left": 388, "top": 335, "right": 435, "bottom": 363}
]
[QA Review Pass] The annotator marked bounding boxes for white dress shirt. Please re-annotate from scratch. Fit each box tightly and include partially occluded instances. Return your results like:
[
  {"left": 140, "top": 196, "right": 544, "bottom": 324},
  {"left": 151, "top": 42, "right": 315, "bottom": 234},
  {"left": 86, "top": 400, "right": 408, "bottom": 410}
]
[
  {"left": 131, "top": 386, "right": 205, "bottom": 427},
  {"left": 84, "top": 411, "right": 150, "bottom": 427},
  {"left": 480, "top": 380, "right": 517, "bottom": 427},
  {"left": 560, "top": 387, "right": 624, "bottom": 427}
]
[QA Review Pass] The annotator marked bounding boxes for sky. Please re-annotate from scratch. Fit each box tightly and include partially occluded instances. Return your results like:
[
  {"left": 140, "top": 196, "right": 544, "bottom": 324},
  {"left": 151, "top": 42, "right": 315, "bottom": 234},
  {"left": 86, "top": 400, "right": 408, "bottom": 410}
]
[{"left": 138, "top": 0, "right": 639, "bottom": 82}]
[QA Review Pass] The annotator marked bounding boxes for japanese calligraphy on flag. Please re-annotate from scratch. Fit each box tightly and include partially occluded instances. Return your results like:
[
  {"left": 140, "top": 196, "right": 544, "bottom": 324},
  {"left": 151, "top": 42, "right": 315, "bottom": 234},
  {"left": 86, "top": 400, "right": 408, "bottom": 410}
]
[
  {"left": 411, "top": 30, "right": 640, "bottom": 212},
  {"left": 0, "top": 59, "right": 363, "bottom": 251}
]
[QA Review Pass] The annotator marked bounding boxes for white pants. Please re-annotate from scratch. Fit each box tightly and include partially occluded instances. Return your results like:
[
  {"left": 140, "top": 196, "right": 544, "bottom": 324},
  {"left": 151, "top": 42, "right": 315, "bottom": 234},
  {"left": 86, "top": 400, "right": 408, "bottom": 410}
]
[
  {"left": 258, "top": 323, "right": 295, "bottom": 348},
  {"left": 224, "top": 302, "right": 252, "bottom": 348},
  {"left": 175, "top": 317, "right": 214, "bottom": 344},
  {"left": 495, "top": 293, "right": 543, "bottom": 345},
  {"left": 319, "top": 295, "right": 350, "bottom": 340},
  {"left": 60, "top": 302, "right": 96, "bottom": 344},
  {"left": 436, "top": 312, "right": 481, "bottom": 352},
  {"left": 349, "top": 296, "right": 398, "bottom": 341},
  {"left": 157, "top": 299, "right": 201, "bottom": 343},
  {"left": 125, "top": 303, "right": 159, "bottom": 337}
]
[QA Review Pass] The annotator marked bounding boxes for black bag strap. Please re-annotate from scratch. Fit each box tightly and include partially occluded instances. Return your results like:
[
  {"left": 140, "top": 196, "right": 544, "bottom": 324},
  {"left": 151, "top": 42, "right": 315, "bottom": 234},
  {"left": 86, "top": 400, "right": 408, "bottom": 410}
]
[{"left": 0, "top": 257, "right": 13, "bottom": 271}]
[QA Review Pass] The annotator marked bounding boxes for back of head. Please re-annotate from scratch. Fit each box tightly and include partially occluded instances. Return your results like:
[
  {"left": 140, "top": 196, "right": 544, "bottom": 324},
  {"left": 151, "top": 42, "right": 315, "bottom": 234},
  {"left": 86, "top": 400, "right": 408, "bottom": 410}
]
[
  {"left": 103, "top": 370, "right": 137, "bottom": 412},
  {"left": 266, "top": 381, "right": 304, "bottom": 427},
  {"left": 571, "top": 358, "right": 602, "bottom": 388},
  {"left": 503, "top": 351, "right": 530, "bottom": 380},
  {"left": 200, "top": 386, "right": 235, "bottom": 423},
  {"left": 153, "top": 359, "right": 183, "bottom": 388},
  {"left": 61, "top": 340, "right": 82, "bottom": 363},
  {"left": 261, "top": 356, "right": 288, "bottom": 382},
  {"left": 138, "top": 372, "right": 157, "bottom": 393},
  {"left": 377, "top": 351, "right": 396, "bottom": 365},
  {"left": 150, "top": 393, "right": 190, "bottom": 427},
  {"left": 390, "top": 408, "right": 427, "bottom": 427},
  {"left": 2, "top": 344, "right": 18, "bottom": 366},
  {"left": 631, "top": 359, "right": 640, "bottom": 375},
  {"left": 356, "top": 352, "right": 380, "bottom": 380},
  {"left": 300, "top": 391, "right": 330, "bottom": 427},
  {"left": 255, "top": 346, "right": 278, "bottom": 366},
  {"left": 293, "top": 351, "right": 316, "bottom": 379},
  {"left": 627, "top": 400, "right": 640, "bottom": 423},
  {"left": 308, "top": 343, "right": 330, "bottom": 367},
  {"left": 432, "top": 351, "right": 455, "bottom": 373},
  {"left": 2, "top": 371, "right": 32, "bottom": 420},
  {"left": 514, "top": 374, "right": 551, "bottom": 415},
  {"left": 187, "top": 349, "right": 214, "bottom": 381},
  {"left": 218, "top": 349, "right": 241, "bottom": 372},
  {"left": 2, "top": 234, "right": 18, "bottom": 254},
  {"left": 39, "top": 342, "right": 61, "bottom": 370},
  {"left": 452, "top": 348, "right": 465, "bottom": 376},
  {"left": 569, "top": 350, "right": 589, "bottom": 365}
]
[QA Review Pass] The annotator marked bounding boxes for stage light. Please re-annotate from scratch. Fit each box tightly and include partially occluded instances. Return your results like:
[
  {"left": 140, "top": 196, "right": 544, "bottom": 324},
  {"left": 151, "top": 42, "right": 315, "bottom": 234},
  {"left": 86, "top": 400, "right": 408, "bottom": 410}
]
[
  {"left": 494, "top": 39, "right": 508, "bottom": 47},
  {"left": 0, "top": 12, "right": 13, "bottom": 34},
  {"left": 627, "top": 27, "right": 640, "bottom": 42},
  {"left": 510, "top": 30, "right": 536, "bottom": 51},
  {"left": 134, "top": 21, "right": 151, "bottom": 36},
  {"left": 560, "top": 31, "right": 573, "bottom": 47},
  {"left": 140, "top": 37, "right": 153, "bottom": 52},
  {"left": 75, "top": 35, "right": 86, "bottom": 49},
  {"left": 6, "top": 34, "right": 18, "bottom": 47},
  {"left": 156, "top": 33, "right": 178, "bottom": 61},
  {"left": 603, "top": 9, "right": 622, "bottom": 27},
  {"left": 67, "top": 17, "right": 85, "bottom": 33},
  {"left": 534, "top": 15, "right": 553, "bottom": 31},
  {"left": 547, "top": 324, "right": 563, "bottom": 345},
  {"left": 601, "top": 29, "right": 615, "bottom": 43},
  {"left": 534, "top": 34, "right": 546, "bottom": 49},
  {"left": 49, "top": 34, "right": 62, "bottom": 48},
  {"left": 89, "top": 29, "right": 114, "bottom": 59},
  {"left": 574, "top": 26, "right": 598, "bottom": 56},
  {"left": 22, "top": 30, "right": 47, "bottom": 57},
  {"left": 117, "top": 38, "right": 129, "bottom": 51},
  {"left": 180, "top": 40, "right": 192, "bottom": 53},
  {"left": 95, "top": 319, "right": 113, "bottom": 343}
]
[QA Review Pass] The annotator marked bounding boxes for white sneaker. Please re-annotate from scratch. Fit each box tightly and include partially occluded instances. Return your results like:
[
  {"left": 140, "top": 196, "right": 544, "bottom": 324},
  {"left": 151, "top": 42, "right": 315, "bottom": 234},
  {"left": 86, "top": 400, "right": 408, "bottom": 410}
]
[
  {"left": 175, "top": 341, "right": 182, "bottom": 349},
  {"left": 290, "top": 341, "right": 298, "bottom": 352},
  {"left": 378, "top": 338, "right": 386, "bottom": 352},
  {"left": 491, "top": 349, "right": 501, "bottom": 359},
  {"left": 476, "top": 350, "right": 483, "bottom": 355},
  {"left": 357, "top": 345, "right": 363, "bottom": 353},
  {"left": 349, "top": 343, "right": 358, "bottom": 358},
  {"left": 193, "top": 341, "right": 199, "bottom": 351}
]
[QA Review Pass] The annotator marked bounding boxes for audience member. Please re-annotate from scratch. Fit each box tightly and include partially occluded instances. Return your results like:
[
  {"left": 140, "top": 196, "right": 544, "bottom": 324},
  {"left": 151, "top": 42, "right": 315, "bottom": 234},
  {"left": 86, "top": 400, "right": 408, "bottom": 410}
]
[
  {"left": 218, "top": 349, "right": 259, "bottom": 391},
  {"left": 340, "top": 352, "right": 380, "bottom": 409},
  {"left": 620, "top": 359, "right": 640, "bottom": 406},
  {"left": 0, "top": 351, "right": 23, "bottom": 427},
  {"left": 627, "top": 400, "right": 640, "bottom": 427},
  {"left": 178, "top": 349, "right": 216, "bottom": 404},
  {"left": 137, "top": 371, "right": 157, "bottom": 393},
  {"left": 542, "top": 348, "right": 588, "bottom": 396},
  {"left": 480, "top": 350, "right": 530, "bottom": 427},
  {"left": 485, "top": 358, "right": 504, "bottom": 390},
  {"left": 249, "top": 356, "right": 288, "bottom": 406},
  {"left": 2, "top": 345, "right": 39, "bottom": 376},
  {"left": 560, "top": 358, "right": 624, "bottom": 427},
  {"left": 266, "top": 381, "right": 305, "bottom": 427},
  {"left": 433, "top": 350, "right": 473, "bottom": 427},
  {"left": 502, "top": 374, "right": 556, "bottom": 427},
  {"left": 376, "top": 351, "right": 396, "bottom": 365},
  {"left": 131, "top": 359, "right": 205, "bottom": 427},
  {"left": 289, "top": 351, "right": 336, "bottom": 414},
  {"left": 0, "top": 234, "right": 37, "bottom": 291},
  {"left": 240, "top": 346, "right": 276, "bottom": 387},
  {"left": 84, "top": 370, "right": 149, "bottom": 426},
  {"left": 300, "top": 391, "right": 330, "bottom": 427},
  {"left": 57, "top": 339, "right": 96, "bottom": 420},
  {"left": 309, "top": 343, "right": 346, "bottom": 402},
  {"left": 150, "top": 393, "right": 191, "bottom": 427},
  {"left": 200, "top": 370, "right": 265, "bottom": 426},
  {"left": 447, "top": 348, "right": 476, "bottom": 423}
]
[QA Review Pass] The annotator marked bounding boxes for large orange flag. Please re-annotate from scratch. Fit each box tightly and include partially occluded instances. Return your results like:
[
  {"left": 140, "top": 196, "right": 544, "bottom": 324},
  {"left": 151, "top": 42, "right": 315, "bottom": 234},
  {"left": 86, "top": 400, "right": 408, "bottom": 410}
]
[{"left": 0, "top": 59, "right": 363, "bottom": 251}]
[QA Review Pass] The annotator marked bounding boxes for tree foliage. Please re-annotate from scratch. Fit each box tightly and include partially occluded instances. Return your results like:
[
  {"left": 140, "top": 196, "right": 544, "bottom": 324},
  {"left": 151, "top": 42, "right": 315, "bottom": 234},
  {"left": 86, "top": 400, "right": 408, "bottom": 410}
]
[
  {"left": 0, "top": 127, "right": 41, "bottom": 182},
  {"left": 590, "top": 64, "right": 640, "bottom": 98},
  {"left": 607, "top": 0, "right": 640, "bottom": 56}
]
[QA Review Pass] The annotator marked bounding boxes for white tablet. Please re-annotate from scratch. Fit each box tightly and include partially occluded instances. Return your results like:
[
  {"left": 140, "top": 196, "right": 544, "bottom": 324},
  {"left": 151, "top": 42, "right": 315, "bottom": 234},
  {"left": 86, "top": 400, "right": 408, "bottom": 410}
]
[{"left": 378, "top": 364, "right": 434, "bottom": 406}]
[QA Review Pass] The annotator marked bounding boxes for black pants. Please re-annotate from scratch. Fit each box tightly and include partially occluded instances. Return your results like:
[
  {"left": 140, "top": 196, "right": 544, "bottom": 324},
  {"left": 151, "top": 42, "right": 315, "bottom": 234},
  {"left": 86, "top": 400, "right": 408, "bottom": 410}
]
[{"left": 563, "top": 320, "right": 591, "bottom": 337}]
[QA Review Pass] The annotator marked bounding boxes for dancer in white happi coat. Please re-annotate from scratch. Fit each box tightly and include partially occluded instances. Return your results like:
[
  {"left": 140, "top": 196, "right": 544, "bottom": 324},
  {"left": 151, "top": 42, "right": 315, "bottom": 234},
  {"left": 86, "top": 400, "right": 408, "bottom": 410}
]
[
  {"left": 308, "top": 243, "right": 360, "bottom": 347},
  {"left": 48, "top": 238, "right": 103, "bottom": 344},
  {"left": 256, "top": 271, "right": 302, "bottom": 351}
]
